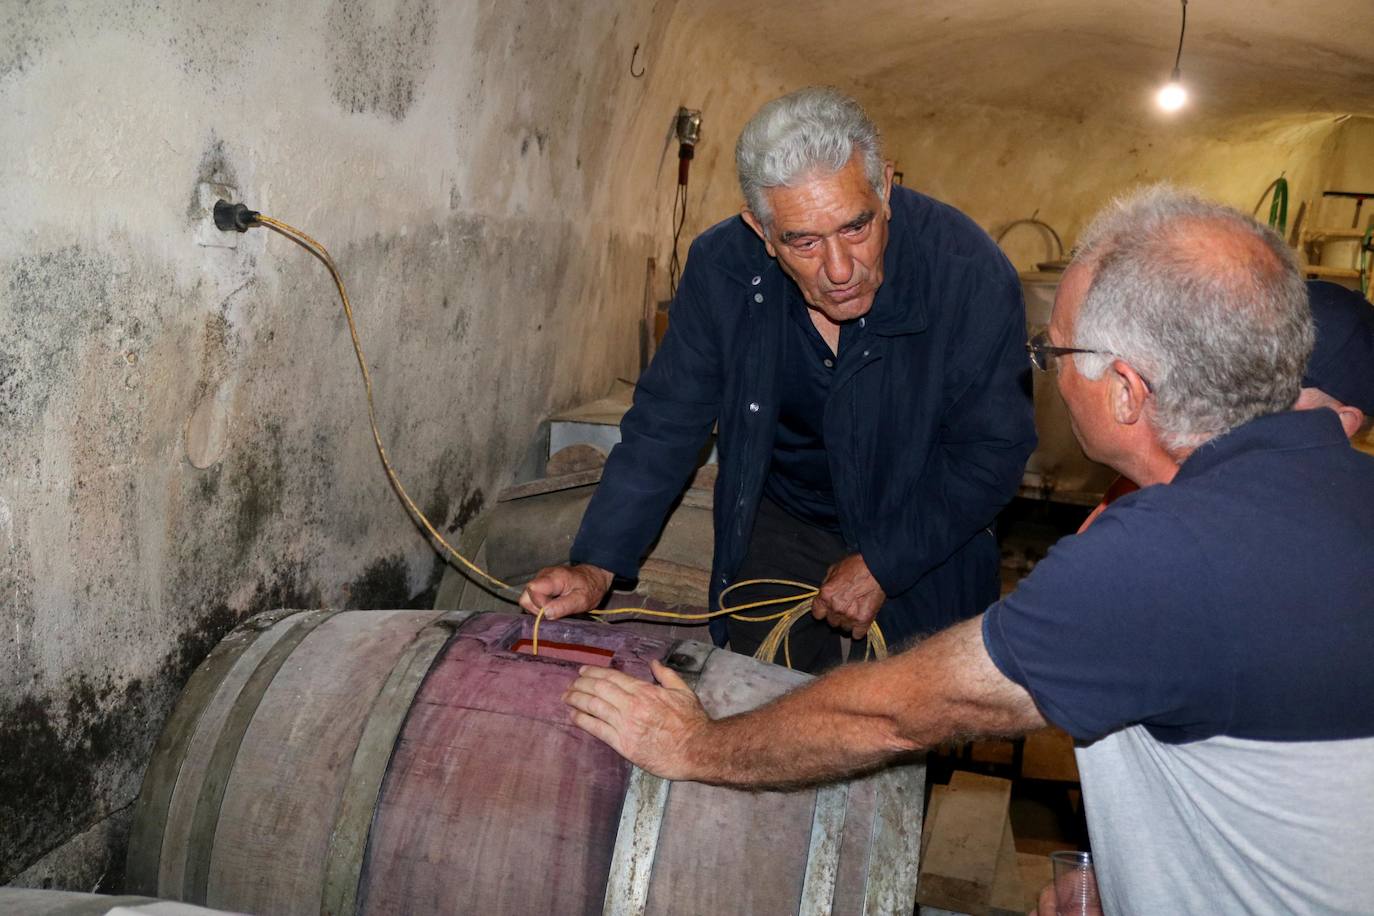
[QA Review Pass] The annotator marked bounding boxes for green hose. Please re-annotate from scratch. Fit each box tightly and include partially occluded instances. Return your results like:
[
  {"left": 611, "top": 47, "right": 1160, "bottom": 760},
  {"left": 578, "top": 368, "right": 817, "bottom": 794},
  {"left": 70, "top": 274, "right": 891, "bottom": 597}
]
[{"left": 1267, "top": 177, "right": 1288, "bottom": 236}]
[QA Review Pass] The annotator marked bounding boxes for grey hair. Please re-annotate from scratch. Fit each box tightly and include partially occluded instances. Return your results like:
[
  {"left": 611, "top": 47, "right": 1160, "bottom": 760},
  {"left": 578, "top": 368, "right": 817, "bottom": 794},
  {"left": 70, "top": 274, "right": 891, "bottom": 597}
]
[
  {"left": 735, "top": 87, "right": 886, "bottom": 228},
  {"left": 1071, "top": 184, "right": 1313, "bottom": 452}
]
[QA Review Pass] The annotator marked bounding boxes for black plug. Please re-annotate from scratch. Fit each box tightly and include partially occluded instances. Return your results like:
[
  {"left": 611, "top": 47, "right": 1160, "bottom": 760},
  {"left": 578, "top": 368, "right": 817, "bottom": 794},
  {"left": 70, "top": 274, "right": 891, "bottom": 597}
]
[{"left": 213, "top": 199, "right": 260, "bottom": 232}]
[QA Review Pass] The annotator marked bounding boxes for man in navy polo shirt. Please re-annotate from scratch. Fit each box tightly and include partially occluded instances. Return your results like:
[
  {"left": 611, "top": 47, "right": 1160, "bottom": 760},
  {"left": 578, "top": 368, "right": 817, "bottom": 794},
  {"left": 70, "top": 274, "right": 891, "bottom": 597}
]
[{"left": 563, "top": 186, "right": 1374, "bottom": 913}]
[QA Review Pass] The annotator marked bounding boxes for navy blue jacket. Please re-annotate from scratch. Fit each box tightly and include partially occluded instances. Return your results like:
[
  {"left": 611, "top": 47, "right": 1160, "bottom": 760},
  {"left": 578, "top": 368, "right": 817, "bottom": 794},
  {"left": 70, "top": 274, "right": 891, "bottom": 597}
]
[{"left": 571, "top": 186, "right": 1036, "bottom": 645}]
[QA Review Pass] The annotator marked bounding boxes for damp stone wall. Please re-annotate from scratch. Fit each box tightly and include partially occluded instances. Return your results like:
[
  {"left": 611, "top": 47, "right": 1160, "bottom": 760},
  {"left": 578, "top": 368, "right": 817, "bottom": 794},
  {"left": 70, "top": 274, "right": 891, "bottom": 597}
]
[{"left": 0, "top": 0, "right": 800, "bottom": 889}]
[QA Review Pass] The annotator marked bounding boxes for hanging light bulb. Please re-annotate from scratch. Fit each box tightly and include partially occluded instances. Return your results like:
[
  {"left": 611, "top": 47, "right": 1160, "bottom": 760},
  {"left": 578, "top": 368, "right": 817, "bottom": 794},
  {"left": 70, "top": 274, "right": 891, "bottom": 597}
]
[
  {"left": 1156, "top": 0, "right": 1189, "bottom": 112},
  {"left": 1157, "top": 75, "right": 1187, "bottom": 112}
]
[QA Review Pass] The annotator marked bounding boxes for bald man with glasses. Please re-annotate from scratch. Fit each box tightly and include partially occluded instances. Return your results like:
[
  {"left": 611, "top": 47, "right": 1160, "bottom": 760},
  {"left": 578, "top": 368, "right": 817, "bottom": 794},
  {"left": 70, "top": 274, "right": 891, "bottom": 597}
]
[{"left": 1063, "top": 277, "right": 1374, "bottom": 532}]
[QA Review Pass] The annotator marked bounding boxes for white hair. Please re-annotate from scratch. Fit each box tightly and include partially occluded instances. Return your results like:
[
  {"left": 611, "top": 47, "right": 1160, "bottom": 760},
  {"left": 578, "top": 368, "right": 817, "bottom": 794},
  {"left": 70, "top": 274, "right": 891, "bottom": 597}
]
[
  {"left": 1071, "top": 184, "right": 1313, "bottom": 451},
  {"left": 735, "top": 87, "right": 886, "bottom": 227}
]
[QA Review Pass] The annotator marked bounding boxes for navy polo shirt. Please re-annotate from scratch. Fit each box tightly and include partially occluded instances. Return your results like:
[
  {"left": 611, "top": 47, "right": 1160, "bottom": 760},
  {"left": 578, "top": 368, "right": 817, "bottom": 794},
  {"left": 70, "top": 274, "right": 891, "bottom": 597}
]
[
  {"left": 983, "top": 409, "right": 1374, "bottom": 744},
  {"left": 762, "top": 285, "right": 868, "bottom": 532}
]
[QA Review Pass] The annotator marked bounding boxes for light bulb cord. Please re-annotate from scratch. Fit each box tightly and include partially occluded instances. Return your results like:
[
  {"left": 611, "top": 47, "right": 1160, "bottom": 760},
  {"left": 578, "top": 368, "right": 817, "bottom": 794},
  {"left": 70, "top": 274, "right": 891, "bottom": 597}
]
[{"left": 1171, "top": 0, "right": 1188, "bottom": 80}]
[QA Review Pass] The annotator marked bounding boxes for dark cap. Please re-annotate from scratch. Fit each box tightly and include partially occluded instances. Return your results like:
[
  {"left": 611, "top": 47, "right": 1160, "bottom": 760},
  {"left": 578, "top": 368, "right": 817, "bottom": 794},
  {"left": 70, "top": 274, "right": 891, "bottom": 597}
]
[{"left": 1303, "top": 281, "right": 1374, "bottom": 414}]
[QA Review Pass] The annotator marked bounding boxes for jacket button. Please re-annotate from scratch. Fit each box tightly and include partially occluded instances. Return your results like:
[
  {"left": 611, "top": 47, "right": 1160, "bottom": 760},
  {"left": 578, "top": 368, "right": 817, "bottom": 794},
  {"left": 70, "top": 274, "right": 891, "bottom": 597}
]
[
  {"left": 748, "top": 401, "right": 760, "bottom": 413},
  {"left": 863, "top": 349, "right": 870, "bottom": 358},
  {"left": 753, "top": 293, "right": 764, "bottom": 303},
  {"left": 859, "top": 317, "right": 866, "bottom": 328},
  {"left": 751, "top": 276, "right": 761, "bottom": 286}
]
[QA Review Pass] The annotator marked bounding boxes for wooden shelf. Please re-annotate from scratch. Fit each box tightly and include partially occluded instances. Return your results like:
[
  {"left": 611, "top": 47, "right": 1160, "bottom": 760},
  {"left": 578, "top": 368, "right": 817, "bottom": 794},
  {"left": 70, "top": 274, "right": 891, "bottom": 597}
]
[
  {"left": 1302, "top": 227, "right": 1369, "bottom": 242},
  {"left": 1302, "top": 265, "right": 1362, "bottom": 279}
]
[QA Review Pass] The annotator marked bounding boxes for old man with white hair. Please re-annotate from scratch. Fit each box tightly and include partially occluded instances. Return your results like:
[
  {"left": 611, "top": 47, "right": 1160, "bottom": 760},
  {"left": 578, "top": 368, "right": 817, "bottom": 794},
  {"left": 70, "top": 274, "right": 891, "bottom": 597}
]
[
  {"left": 522, "top": 87, "right": 1036, "bottom": 670},
  {"left": 563, "top": 186, "right": 1374, "bottom": 914}
]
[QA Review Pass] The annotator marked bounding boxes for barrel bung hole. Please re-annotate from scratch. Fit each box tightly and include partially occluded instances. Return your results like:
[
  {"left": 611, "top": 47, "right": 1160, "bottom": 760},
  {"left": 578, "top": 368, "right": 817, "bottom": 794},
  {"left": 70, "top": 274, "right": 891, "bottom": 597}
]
[{"left": 512, "top": 638, "right": 615, "bottom": 667}]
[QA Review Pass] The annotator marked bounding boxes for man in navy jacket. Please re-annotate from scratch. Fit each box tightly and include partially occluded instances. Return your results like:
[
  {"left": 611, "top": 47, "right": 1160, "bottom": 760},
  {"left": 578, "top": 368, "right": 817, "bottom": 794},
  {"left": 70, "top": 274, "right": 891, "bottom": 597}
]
[{"left": 521, "top": 88, "right": 1035, "bottom": 665}]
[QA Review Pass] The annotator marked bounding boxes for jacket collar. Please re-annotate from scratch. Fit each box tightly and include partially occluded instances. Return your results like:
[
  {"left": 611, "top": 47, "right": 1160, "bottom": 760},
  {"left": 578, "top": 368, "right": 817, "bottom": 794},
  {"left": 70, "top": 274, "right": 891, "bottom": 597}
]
[
  {"left": 715, "top": 215, "right": 776, "bottom": 286},
  {"left": 864, "top": 193, "right": 928, "bottom": 337}
]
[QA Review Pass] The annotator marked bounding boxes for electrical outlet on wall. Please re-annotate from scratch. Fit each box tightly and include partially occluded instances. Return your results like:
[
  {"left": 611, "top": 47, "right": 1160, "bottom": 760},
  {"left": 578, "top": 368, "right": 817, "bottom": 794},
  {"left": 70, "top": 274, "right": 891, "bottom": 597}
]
[{"left": 194, "top": 180, "right": 240, "bottom": 249}]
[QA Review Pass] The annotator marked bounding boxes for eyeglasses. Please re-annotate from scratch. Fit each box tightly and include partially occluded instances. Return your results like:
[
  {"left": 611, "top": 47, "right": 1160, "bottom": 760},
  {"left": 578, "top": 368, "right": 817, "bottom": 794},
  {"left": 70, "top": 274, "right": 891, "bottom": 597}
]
[
  {"left": 1026, "top": 329, "right": 1104, "bottom": 372},
  {"left": 1025, "top": 329, "right": 1154, "bottom": 392}
]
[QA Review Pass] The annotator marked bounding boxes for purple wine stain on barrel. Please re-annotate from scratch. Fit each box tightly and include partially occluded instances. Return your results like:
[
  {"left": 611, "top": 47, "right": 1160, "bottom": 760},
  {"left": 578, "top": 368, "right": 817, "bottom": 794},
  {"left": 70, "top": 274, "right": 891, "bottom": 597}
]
[{"left": 356, "top": 614, "right": 674, "bottom": 915}]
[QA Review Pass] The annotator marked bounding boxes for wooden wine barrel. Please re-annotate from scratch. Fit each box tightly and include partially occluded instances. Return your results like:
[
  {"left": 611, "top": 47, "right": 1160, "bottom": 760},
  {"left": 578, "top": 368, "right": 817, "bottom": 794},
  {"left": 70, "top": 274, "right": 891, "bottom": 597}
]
[
  {"left": 0, "top": 887, "right": 243, "bottom": 915},
  {"left": 127, "top": 609, "right": 924, "bottom": 915}
]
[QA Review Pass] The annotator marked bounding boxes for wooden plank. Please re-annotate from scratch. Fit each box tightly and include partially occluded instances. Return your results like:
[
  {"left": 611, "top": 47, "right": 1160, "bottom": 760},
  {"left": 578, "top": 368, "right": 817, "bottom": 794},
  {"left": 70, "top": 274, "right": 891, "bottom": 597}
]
[
  {"left": 918, "top": 782, "right": 1021, "bottom": 915},
  {"left": 0, "top": 890, "right": 161, "bottom": 915},
  {"left": 1302, "top": 227, "right": 1369, "bottom": 241},
  {"left": 799, "top": 783, "right": 849, "bottom": 916},
  {"left": 181, "top": 608, "right": 339, "bottom": 904},
  {"left": 204, "top": 610, "right": 432, "bottom": 915},
  {"left": 968, "top": 739, "right": 1016, "bottom": 767},
  {"left": 125, "top": 608, "right": 296, "bottom": 895},
  {"left": 1020, "top": 728, "right": 1079, "bottom": 782},
  {"left": 0, "top": 889, "right": 248, "bottom": 915},
  {"left": 1302, "top": 265, "right": 1361, "bottom": 279},
  {"left": 643, "top": 650, "right": 815, "bottom": 916},
  {"left": 988, "top": 819, "right": 1025, "bottom": 916},
  {"left": 640, "top": 256, "right": 658, "bottom": 371},
  {"left": 603, "top": 640, "right": 710, "bottom": 916},
  {"left": 496, "top": 470, "right": 601, "bottom": 502},
  {"left": 920, "top": 784, "right": 946, "bottom": 864},
  {"left": 547, "top": 443, "right": 609, "bottom": 476},
  {"left": 653, "top": 310, "right": 669, "bottom": 349},
  {"left": 862, "top": 758, "right": 926, "bottom": 916},
  {"left": 1016, "top": 853, "right": 1054, "bottom": 912},
  {"left": 320, "top": 611, "right": 472, "bottom": 916},
  {"left": 1014, "top": 837, "right": 1074, "bottom": 858},
  {"left": 547, "top": 379, "right": 635, "bottom": 424},
  {"left": 359, "top": 614, "right": 665, "bottom": 916},
  {"left": 916, "top": 772, "right": 1012, "bottom": 916},
  {"left": 154, "top": 611, "right": 308, "bottom": 897},
  {"left": 828, "top": 769, "right": 879, "bottom": 916}
]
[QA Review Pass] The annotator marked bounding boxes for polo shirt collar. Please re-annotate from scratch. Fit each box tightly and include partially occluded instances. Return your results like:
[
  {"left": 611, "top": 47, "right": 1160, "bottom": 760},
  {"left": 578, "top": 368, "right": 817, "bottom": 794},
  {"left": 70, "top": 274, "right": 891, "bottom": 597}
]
[{"left": 1175, "top": 408, "right": 1349, "bottom": 482}]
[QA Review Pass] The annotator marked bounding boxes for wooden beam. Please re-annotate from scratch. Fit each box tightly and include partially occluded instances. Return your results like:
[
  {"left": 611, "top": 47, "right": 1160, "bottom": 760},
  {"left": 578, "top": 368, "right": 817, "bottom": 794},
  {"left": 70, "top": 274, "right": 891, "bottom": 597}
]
[{"left": 917, "top": 772, "right": 1013, "bottom": 916}]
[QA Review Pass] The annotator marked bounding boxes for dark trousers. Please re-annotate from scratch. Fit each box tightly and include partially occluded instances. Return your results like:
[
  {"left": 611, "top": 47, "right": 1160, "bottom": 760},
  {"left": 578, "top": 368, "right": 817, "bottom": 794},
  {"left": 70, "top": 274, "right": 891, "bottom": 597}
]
[{"left": 724, "top": 497, "right": 867, "bottom": 674}]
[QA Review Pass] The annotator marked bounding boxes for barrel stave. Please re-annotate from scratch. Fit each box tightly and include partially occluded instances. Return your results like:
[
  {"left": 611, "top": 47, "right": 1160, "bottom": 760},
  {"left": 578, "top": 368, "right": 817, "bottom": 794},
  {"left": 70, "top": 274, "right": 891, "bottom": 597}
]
[
  {"left": 358, "top": 614, "right": 672, "bottom": 916},
  {"left": 205, "top": 610, "right": 441, "bottom": 915}
]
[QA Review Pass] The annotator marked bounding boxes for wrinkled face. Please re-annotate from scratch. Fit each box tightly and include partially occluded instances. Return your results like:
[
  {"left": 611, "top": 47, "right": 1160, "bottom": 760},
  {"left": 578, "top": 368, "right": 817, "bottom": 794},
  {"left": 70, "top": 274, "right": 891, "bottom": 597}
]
[{"left": 749, "top": 156, "right": 892, "bottom": 324}]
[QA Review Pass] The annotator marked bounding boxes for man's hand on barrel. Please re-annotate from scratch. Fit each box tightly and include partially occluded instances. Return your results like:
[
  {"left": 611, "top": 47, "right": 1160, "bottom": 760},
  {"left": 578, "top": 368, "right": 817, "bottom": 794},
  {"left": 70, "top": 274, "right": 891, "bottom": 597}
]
[
  {"left": 812, "top": 553, "right": 886, "bottom": 639},
  {"left": 519, "top": 563, "right": 613, "bottom": 619},
  {"left": 563, "top": 659, "right": 711, "bottom": 780}
]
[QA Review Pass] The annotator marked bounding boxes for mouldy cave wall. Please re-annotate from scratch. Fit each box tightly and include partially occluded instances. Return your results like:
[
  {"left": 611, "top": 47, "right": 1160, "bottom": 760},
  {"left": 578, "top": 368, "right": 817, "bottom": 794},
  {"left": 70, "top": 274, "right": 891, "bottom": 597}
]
[{"left": 0, "top": 0, "right": 801, "bottom": 889}]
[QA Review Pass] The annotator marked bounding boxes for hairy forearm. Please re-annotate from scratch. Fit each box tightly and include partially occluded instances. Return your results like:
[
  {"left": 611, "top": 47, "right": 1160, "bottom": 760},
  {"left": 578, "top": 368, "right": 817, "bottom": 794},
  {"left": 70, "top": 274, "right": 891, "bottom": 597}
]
[
  {"left": 564, "top": 616, "right": 1044, "bottom": 788},
  {"left": 681, "top": 657, "right": 923, "bottom": 788},
  {"left": 676, "top": 619, "right": 1043, "bottom": 789}
]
